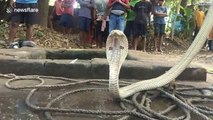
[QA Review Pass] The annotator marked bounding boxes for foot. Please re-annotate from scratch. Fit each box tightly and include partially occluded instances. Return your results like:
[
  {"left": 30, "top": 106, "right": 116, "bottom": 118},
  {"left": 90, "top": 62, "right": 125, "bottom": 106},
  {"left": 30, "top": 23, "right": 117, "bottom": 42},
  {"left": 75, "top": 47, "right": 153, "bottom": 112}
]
[
  {"left": 158, "top": 49, "right": 163, "bottom": 53},
  {"left": 142, "top": 49, "right": 146, "bottom": 52}
]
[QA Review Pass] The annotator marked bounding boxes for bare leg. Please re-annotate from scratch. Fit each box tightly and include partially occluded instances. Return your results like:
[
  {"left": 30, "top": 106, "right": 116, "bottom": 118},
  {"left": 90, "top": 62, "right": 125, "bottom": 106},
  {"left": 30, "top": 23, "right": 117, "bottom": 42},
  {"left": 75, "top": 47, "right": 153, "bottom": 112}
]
[
  {"left": 65, "top": 27, "right": 70, "bottom": 34},
  {"left": 154, "top": 36, "right": 158, "bottom": 52},
  {"left": 97, "top": 35, "right": 102, "bottom": 48},
  {"left": 8, "top": 22, "right": 19, "bottom": 44},
  {"left": 99, "top": 37, "right": 103, "bottom": 48},
  {"left": 127, "top": 37, "right": 132, "bottom": 49},
  {"left": 133, "top": 36, "right": 139, "bottom": 50},
  {"left": 79, "top": 31, "right": 84, "bottom": 47},
  {"left": 62, "top": 27, "right": 66, "bottom": 34},
  {"left": 158, "top": 35, "right": 163, "bottom": 52},
  {"left": 48, "top": 16, "right": 53, "bottom": 30},
  {"left": 84, "top": 31, "right": 88, "bottom": 48},
  {"left": 67, "top": 28, "right": 72, "bottom": 34},
  {"left": 131, "top": 38, "right": 134, "bottom": 50},
  {"left": 142, "top": 37, "right": 146, "bottom": 52},
  {"left": 80, "top": 31, "right": 87, "bottom": 48},
  {"left": 95, "top": 35, "right": 99, "bottom": 48},
  {"left": 26, "top": 24, "right": 33, "bottom": 41}
]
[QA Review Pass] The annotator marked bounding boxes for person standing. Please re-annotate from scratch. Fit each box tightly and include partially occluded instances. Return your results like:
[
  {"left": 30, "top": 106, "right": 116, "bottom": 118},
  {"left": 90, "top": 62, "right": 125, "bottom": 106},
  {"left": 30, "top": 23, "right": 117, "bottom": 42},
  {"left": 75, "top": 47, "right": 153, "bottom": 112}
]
[
  {"left": 8, "top": 0, "right": 38, "bottom": 46},
  {"left": 194, "top": 5, "right": 205, "bottom": 39},
  {"left": 77, "top": 0, "right": 95, "bottom": 48},
  {"left": 59, "top": 0, "right": 75, "bottom": 34},
  {"left": 132, "top": 0, "right": 152, "bottom": 51},
  {"left": 49, "top": 0, "right": 64, "bottom": 31},
  {"left": 107, "top": 0, "right": 130, "bottom": 33},
  {"left": 124, "top": 0, "right": 140, "bottom": 49},
  {"left": 153, "top": 0, "right": 167, "bottom": 52},
  {"left": 93, "top": 0, "right": 109, "bottom": 48}
]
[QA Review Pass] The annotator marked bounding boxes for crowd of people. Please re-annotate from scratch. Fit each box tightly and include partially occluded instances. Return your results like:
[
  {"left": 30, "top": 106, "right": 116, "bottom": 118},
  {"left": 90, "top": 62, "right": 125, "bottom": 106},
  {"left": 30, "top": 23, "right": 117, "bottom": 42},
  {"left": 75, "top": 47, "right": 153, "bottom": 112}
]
[
  {"left": 7, "top": 0, "right": 213, "bottom": 52},
  {"left": 48, "top": 0, "right": 168, "bottom": 52}
]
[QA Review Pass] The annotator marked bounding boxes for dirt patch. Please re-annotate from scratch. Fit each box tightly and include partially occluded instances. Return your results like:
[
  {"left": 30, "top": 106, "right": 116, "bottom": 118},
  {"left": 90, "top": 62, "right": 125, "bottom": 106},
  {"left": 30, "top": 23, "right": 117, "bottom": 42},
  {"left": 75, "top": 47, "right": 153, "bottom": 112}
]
[
  {"left": 0, "top": 21, "right": 81, "bottom": 49},
  {"left": 0, "top": 20, "right": 191, "bottom": 52}
]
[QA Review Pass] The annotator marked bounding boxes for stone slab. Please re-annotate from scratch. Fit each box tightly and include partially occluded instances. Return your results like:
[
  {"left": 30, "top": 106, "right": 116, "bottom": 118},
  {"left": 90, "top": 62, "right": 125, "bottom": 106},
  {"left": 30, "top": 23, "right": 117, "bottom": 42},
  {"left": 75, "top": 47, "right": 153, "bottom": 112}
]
[{"left": 0, "top": 57, "right": 206, "bottom": 81}]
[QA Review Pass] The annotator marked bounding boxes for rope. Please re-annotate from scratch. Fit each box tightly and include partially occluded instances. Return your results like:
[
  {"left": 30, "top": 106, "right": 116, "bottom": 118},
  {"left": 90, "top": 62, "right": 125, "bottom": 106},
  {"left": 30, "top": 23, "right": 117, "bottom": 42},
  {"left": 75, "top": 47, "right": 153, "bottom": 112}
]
[{"left": 2, "top": 73, "right": 213, "bottom": 119}]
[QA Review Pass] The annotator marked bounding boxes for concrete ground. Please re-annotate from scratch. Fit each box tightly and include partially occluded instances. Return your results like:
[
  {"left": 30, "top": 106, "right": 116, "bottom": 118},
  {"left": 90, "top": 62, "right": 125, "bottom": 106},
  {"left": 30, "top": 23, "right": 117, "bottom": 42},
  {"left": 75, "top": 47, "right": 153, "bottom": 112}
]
[
  {"left": 0, "top": 47, "right": 212, "bottom": 120},
  {"left": 0, "top": 47, "right": 211, "bottom": 81}
]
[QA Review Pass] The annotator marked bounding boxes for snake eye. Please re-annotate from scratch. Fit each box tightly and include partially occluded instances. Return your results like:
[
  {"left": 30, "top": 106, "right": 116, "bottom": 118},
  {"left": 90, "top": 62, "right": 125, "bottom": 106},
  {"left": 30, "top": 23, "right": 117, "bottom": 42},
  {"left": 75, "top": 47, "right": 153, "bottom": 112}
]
[
  {"left": 120, "top": 46, "right": 124, "bottom": 49},
  {"left": 109, "top": 47, "right": 113, "bottom": 50}
]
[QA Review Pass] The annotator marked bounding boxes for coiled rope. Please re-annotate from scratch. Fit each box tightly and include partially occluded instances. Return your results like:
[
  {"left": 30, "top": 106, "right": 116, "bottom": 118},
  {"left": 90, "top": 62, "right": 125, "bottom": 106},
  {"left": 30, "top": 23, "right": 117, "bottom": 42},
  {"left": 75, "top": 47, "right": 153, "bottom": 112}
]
[{"left": 2, "top": 74, "right": 213, "bottom": 120}]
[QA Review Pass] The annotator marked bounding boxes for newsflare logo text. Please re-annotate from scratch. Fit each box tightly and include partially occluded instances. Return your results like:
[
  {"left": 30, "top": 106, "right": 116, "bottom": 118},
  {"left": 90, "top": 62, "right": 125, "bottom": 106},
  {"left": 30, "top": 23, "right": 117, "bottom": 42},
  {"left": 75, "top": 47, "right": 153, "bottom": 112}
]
[{"left": 6, "top": 7, "right": 39, "bottom": 13}]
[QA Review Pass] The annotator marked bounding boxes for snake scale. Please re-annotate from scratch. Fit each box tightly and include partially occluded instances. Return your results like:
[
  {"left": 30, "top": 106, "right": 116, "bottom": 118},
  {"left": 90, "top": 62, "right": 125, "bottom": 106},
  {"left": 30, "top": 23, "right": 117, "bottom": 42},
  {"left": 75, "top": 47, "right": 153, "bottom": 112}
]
[{"left": 106, "top": 1, "right": 213, "bottom": 99}]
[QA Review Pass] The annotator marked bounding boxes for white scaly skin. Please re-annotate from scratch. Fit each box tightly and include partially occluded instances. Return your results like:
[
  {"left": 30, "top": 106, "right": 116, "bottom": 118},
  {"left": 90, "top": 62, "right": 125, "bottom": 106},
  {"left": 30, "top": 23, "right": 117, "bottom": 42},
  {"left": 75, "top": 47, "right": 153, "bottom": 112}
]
[
  {"left": 106, "top": 30, "right": 128, "bottom": 98},
  {"left": 106, "top": 1, "right": 213, "bottom": 99}
]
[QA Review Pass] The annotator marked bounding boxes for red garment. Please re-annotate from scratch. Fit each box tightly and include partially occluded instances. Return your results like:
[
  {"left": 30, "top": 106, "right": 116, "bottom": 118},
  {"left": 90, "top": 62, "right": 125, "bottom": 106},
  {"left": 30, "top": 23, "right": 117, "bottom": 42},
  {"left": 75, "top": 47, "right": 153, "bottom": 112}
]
[
  {"left": 62, "top": 0, "right": 75, "bottom": 16},
  {"left": 54, "top": 0, "right": 64, "bottom": 15},
  {"left": 108, "top": 0, "right": 129, "bottom": 6}
]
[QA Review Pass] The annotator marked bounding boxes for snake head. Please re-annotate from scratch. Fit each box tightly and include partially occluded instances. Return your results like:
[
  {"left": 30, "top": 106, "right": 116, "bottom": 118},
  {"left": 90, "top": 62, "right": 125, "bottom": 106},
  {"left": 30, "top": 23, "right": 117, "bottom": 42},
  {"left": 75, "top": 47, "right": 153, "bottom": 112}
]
[
  {"left": 106, "top": 30, "right": 129, "bottom": 64},
  {"left": 106, "top": 30, "right": 128, "bottom": 51}
]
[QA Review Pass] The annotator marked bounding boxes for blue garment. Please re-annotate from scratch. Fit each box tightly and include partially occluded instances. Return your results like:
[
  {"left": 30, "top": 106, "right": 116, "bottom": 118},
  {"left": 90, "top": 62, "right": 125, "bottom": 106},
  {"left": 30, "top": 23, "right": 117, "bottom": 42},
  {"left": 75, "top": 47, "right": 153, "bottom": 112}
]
[
  {"left": 78, "top": 17, "right": 91, "bottom": 31},
  {"left": 154, "top": 23, "right": 165, "bottom": 35},
  {"left": 59, "top": 14, "right": 73, "bottom": 28},
  {"left": 16, "top": 0, "right": 38, "bottom": 4},
  {"left": 153, "top": 5, "right": 167, "bottom": 24},
  {"left": 77, "top": 0, "right": 94, "bottom": 19},
  {"left": 109, "top": 14, "right": 125, "bottom": 33}
]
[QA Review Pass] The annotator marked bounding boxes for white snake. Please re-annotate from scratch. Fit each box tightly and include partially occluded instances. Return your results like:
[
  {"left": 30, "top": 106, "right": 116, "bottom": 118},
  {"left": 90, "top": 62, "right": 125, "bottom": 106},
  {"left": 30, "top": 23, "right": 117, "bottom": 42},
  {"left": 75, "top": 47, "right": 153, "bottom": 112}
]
[{"left": 106, "top": 1, "right": 213, "bottom": 99}]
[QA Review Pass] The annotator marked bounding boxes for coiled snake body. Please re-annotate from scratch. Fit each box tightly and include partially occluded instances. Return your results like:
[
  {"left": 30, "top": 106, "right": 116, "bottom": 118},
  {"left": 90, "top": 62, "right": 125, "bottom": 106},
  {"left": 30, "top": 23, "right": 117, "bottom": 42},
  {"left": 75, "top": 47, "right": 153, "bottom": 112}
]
[{"left": 106, "top": 2, "right": 213, "bottom": 99}]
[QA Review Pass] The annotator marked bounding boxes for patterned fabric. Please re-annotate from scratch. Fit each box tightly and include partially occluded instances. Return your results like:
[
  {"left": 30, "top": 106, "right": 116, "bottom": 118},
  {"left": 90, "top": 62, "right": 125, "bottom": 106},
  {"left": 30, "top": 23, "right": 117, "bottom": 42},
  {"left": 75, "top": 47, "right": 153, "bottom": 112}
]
[
  {"left": 63, "top": 0, "right": 75, "bottom": 15},
  {"left": 153, "top": 5, "right": 167, "bottom": 24},
  {"left": 54, "top": 0, "right": 64, "bottom": 16}
]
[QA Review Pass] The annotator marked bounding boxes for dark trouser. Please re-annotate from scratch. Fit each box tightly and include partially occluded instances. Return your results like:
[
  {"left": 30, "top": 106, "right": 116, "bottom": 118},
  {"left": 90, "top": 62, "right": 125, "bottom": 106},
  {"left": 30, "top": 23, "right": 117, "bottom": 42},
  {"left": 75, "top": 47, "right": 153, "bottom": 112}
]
[
  {"left": 208, "top": 40, "right": 213, "bottom": 50},
  {"left": 95, "top": 21, "right": 109, "bottom": 43},
  {"left": 194, "top": 26, "right": 200, "bottom": 40},
  {"left": 10, "top": 3, "right": 38, "bottom": 25}
]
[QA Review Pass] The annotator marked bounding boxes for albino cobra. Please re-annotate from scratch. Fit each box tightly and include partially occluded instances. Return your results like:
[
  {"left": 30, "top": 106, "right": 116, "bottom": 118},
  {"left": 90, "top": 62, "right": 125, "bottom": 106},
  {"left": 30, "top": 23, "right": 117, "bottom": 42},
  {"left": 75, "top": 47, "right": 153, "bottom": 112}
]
[{"left": 106, "top": 1, "right": 213, "bottom": 99}]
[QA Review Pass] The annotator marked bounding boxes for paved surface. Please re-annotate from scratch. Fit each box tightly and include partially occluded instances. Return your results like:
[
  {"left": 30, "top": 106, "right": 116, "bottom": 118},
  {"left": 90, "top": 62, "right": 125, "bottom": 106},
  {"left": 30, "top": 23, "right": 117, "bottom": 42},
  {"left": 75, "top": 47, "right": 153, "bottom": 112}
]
[
  {"left": 0, "top": 47, "right": 210, "bottom": 81},
  {"left": 0, "top": 76, "right": 212, "bottom": 120},
  {"left": 0, "top": 47, "right": 212, "bottom": 120}
]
